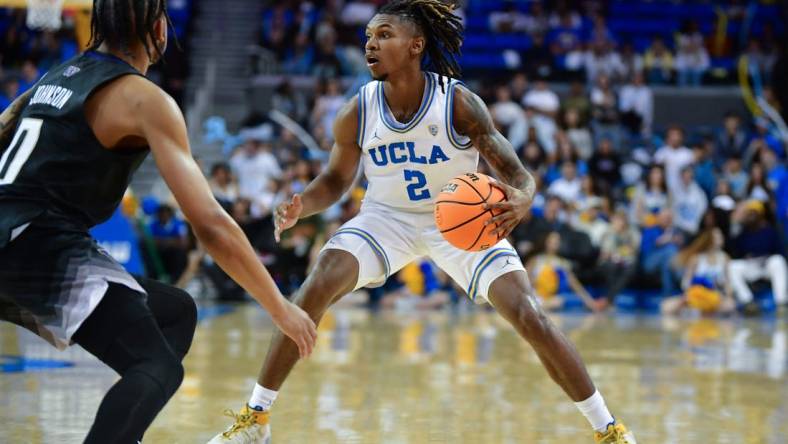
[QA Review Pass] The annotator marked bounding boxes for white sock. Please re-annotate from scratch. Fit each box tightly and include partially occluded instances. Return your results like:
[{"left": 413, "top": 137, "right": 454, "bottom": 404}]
[
  {"left": 575, "top": 390, "right": 615, "bottom": 432},
  {"left": 248, "top": 384, "right": 278, "bottom": 411}
]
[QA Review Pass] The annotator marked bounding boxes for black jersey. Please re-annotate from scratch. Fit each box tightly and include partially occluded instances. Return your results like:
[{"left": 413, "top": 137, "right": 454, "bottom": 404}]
[{"left": 0, "top": 51, "right": 149, "bottom": 247}]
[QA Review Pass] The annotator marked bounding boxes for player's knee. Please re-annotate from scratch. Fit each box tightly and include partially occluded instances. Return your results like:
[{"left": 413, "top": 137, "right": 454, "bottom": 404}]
[
  {"left": 514, "top": 299, "right": 551, "bottom": 342},
  {"left": 128, "top": 352, "right": 184, "bottom": 402},
  {"left": 150, "top": 356, "right": 185, "bottom": 399},
  {"left": 169, "top": 287, "right": 198, "bottom": 354},
  {"left": 300, "top": 250, "right": 359, "bottom": 306}
]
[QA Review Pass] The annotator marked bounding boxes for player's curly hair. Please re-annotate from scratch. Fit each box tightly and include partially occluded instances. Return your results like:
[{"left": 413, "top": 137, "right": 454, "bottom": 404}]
[
  {"left": 378, "top": 0, "right": 464, "bottom": 90},
  {"left": 88, "top": 0, "right": 175, "bottom": 62}
]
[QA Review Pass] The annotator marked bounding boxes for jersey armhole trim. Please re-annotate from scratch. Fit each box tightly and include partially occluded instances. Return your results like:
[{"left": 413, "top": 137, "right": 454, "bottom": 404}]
[
  {"left": 82, "top": 71, "right": 152, "bottom": 153},
  {"left": 356, "top": 85, "right": 366, "bottom": 148},
  {"left": 446, "top": 81, "right": 473, "bottom": 150}
]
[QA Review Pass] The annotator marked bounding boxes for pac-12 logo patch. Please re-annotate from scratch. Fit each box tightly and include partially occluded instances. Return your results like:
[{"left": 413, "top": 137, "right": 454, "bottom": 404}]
[
  {"left": 63, "top": 66, "right": 80, "bottom": 77},
  {"left": 429, "top": 124, "right": 438, "bottom": 136}
]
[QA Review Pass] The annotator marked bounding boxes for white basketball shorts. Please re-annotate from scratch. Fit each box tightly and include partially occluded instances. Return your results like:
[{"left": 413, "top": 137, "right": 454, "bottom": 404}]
[{"left": 321, "top": 202, "right": 526, "bottom": 304}]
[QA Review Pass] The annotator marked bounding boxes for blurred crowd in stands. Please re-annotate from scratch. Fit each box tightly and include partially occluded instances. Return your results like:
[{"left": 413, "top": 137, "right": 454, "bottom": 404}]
[
  {"left": 2, "top": 1, "right": 788, "bottom": 318},
  {"left": 257, "top": 0, "right": 785, "bottom": 85},
  {"left": 0, "top": 0, "right": 193, "bottom": 110}
]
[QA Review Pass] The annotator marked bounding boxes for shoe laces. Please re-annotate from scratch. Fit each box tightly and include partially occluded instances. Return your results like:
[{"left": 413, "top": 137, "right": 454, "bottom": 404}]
[
  {"left": 221, "top": 409, "right": 259, "bottom": 439},
  {"left": 595, "top": 424, "right": 629, "bottom": 444}
]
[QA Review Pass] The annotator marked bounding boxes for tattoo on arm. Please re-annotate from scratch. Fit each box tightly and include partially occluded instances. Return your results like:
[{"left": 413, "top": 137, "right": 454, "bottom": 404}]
[
  {"left": 0, "top": 89, "right": 33, "bottom": 151},
  {"left": 453, "top": 86, "right": 536, "bottom": 198}
]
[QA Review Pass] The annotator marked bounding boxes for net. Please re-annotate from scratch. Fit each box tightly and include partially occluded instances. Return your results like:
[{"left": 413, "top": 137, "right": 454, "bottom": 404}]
[{"left": 26, "top": 0, "right": 65, "bottom": 31}]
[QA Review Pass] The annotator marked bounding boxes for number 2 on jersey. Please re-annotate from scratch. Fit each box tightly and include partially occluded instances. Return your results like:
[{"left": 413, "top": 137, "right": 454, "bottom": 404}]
[
  {"left": 0, "top": 118, "right": 43, "bottom": 185},
  {"left": 404, "top": 169, "right": 430, "bottom": 201}
]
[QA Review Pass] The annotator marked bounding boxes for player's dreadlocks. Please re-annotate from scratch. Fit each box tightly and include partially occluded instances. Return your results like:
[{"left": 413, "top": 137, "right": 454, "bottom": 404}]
[
  {"left": 88, "top": 0, "right": 174, "bottom": 62},
  {"left": 378, "top": 0, "right": 464, "bottom": 91}
]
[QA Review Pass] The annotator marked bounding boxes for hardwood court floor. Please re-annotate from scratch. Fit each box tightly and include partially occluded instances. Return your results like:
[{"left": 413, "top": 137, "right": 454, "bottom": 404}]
[{"left": 2, "top": 304, "right": 788, "bottom": 443}]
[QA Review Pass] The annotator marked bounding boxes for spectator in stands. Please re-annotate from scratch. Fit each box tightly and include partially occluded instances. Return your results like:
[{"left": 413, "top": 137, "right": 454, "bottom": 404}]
[
  {"left": 562, "top": 79, "right": 591, "bottom": 125},
  {"left": 523, "top": 1, "right": 549, "bottom": 37},
  {"left": 230, "top": 137, "right": 283, "bottom": 218},
  {"left": 489, "top": 2, "right": 529, "bottom": 33},
  {"left": 288, "top": 159, "right": 315, "bottom": 194},
  {"left": 553, "top": 135, "right": 586, "bottom": 177},
  {"left": 743, "top": 38, "right": 777, "bottom": 85},
  {"left": 1, "top": 25, "right": 26, "bottom": 68},
  {"left": 547, "top": 9, "right": 583, "bottom": 59},
  {"left": 590, "top": 74, "right": 620, "bottom": 148},
  {"left": 520, "top": 32, "right": 555, "bottom": 80},
  {"left": 548, "top": 3, "right": 582, "bottom": 31},
  {"left": 261, "top": 2, "right": 294, "bottom": 61},
  {"left": 661, "top": 228, "right": 736, "bottom": 316},
  {"left": 655, "top": 125, "right": 694, "bottom": 194},
  {"left": 692, "top": 140, "right": 717, "bottom": 198},
  {"left": 509, "top": 72, "right": 529, "bottom": 103},
  {"left": 149, "top": 204, "right": 189, "bottom": 282},
  {"left": 572, "top": 194, "right": 608, "bottom": 247},
  {"left": 302, "top": 19, "right": 349, "bottom": 77},
  {"left": 716, "top": 111, "right": 748, "bottom": 160},
  {"left": 584, "top": 41, "right": 625, "bottom": 86},
  {"left": 597, "top": 210, "right": 641, "bottom": 309},
  {"left": 672, "top": 166, "right": 709, "bottom": 236},
  {"left": 589, "top": 138, "right": 621, "bottom": 194},
  {"left": 272, "top": 80, "right": 308, "bottom": 125},
  {"left": 746, "top": 162, "right": 772, "bottom": 202},
  {"left": 523, "top": 78, "right": 559, "bottom": 153},
  {"left": 491, "top": 84, "right": 528, "bottom": 151},
  {"left": 728, "top": 200, "right": 788, "bottom": 312},
  {"left": 521, "top": 140, "right": 546, "bottom": 177},
  {"left": 640, "top": 209, "right": 684, "bottom": 297},
  {"left": 588, "top": 13, "right": 615, "bottom": 46},
  {"left": 528, "top": 231, "right": 601, "bottom": 312},
  {"left": 0, "top": 77, "right": 20, "bottom": 111},
  {"left": 562, "top": 108, "right": 592, "bottom": 160},
  {"left": 341, "top": 0, "right": 377, "bottom": 26},
  {"left": 619, "top": 42, "right": 644, "bottom": 83},
  {"left": 762, "top": 148, "right": 787, "bottom": 194},
  {"left": 631, "top": 165, "right": 670, "bottom": 227},
  {"left": 723, "top": 157, "right": 749, "bottom": 199},
  {"left": 675, "top": 20, "right": 710, "bottom": 87},
  {"left": 209, "top": 162, "right": 239, "bottom": 211},
  {"left": 548, "top": 161, "right": 582, "bottom": 203},
  {"left": 745, "top": 117, "right": 785, "bottom": 164},
  {"left": 512, "top": 207, "right": 548, "bottom": 258},
  {"left": 311, "top": 78, "right": 345, "bottom": 140},
  {"left": 644, "top": 36, "right": 674, "bottom": 84},
  {"left": 18, "top": 59, "right": 40, "bottom": 93},
  {"left": 619, "top": 71, "right": 654, "bottom": 139}
]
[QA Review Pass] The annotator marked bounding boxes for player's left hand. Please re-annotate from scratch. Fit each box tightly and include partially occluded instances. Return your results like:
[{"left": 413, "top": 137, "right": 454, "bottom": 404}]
[{"left": 484, "top": 180, "right": 533, "bottom": 239}]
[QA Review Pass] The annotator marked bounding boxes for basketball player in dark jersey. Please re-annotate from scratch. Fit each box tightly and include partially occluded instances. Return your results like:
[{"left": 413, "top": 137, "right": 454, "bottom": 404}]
[{"left": 0, "top": 1, "right": 316, "bottom": 442}]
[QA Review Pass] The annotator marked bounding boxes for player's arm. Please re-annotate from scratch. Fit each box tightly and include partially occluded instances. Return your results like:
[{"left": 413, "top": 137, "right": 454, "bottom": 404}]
[
  {"left": 130, "top": 80, "right": 316, "bottom": 357},
  {"left": 0, "top": 88, "right": 33, "bottom": 150},
  {"left": 274, "top": 96, "right": 361, "bottom": 240},
  {"left": 452, "top": 85, "right": 536, "bottom": 238}
]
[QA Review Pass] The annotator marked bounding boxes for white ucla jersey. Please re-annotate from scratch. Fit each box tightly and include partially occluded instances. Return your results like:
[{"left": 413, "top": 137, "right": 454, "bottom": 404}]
[{"left": 357, "top": 72, "right": 478, "bottom": 213}]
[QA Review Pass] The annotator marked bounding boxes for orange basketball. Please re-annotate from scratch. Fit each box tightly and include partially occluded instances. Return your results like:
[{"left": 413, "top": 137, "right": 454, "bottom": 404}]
[{"left": 434, "top": 172, "right": 506, "bottom": 252}]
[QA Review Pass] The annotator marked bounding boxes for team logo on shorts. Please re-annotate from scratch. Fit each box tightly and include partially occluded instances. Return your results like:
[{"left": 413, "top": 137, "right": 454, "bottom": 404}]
[
  {"left": 63, "top": 66, "right": 80, "bottom": 77},
  {"left": 428, "top": 124, "right": 438, "bottom": 136}
]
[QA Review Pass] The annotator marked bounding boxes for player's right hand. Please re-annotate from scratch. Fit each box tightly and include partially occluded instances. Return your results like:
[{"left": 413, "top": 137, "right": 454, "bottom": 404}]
[
  {"left": 270, "top": 300, "right": 317, "bottom": 358},
  {"left": 274, "top": 194, "right": 303, "bottom": 242}
]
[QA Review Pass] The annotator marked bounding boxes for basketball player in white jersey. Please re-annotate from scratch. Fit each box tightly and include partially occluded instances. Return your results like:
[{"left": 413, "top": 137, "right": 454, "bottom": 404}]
[{"left": 210, "top": 1, "right": 636, "bottom": 443}]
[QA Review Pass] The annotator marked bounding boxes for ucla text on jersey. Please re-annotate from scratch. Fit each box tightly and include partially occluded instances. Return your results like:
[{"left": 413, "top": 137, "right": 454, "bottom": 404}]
[{"left": 357, "top": 72, "right": 478, "bottom": 211}]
